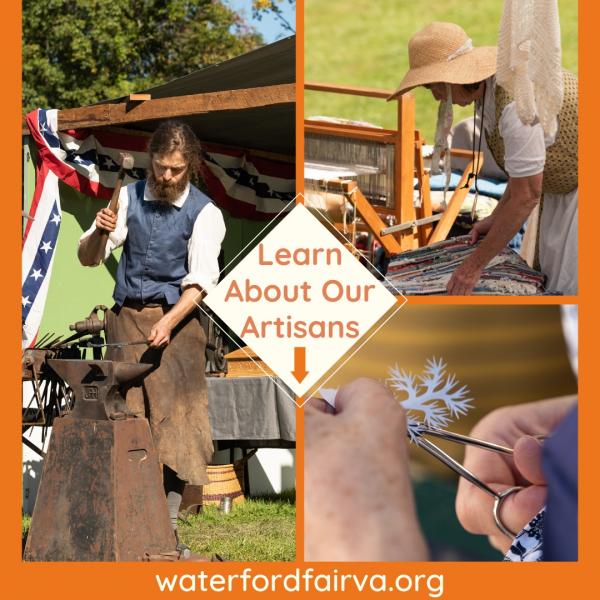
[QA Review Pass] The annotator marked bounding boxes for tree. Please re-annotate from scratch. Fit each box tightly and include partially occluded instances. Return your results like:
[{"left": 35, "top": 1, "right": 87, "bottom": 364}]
[
  {"left": 252, "top": 1, "right": 295, "bottom": 36},
  {"left": 23, "top": 0, "right": 265, "bottom": 112}
]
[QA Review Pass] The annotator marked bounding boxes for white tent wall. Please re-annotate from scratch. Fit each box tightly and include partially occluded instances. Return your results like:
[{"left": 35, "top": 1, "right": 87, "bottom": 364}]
[{"left": 212, "top": 448, "right": 296, "bottom": 496}]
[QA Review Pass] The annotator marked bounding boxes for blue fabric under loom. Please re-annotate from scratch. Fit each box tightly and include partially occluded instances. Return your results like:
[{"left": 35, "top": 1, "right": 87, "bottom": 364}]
[
  {"left": 419, "top": 172, "right": 525, "bottom": 251},
  {"left": 425, "top": 171, "right": 507, "bottom": 199}
]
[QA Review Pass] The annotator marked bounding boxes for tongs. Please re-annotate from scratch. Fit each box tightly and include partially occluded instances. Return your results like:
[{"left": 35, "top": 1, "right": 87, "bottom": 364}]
[{"left": 412, "top": 424, "right": 522, "bottom": 539}]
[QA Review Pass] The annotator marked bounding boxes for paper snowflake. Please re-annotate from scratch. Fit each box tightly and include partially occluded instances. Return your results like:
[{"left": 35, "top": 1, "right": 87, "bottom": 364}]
[
  {"left": 318, "top": 358, "right": 472, "bottom": 442},
  {"left": 387, "top": 357, "right": 472, "bottom": 439}
]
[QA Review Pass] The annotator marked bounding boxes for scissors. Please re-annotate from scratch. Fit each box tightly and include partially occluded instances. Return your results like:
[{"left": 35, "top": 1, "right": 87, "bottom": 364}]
[{"left": 411, "top": 424, "right": 526, "bottom": 539}]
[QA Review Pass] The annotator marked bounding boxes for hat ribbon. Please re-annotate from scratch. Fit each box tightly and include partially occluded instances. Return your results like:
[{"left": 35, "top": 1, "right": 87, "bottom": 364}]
[{"left": 447, "top": 38, "right": 473, "bottom": 61}]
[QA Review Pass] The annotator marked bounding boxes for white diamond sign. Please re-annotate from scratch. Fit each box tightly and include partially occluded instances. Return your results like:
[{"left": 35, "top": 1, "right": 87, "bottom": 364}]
[{"left": 203, "top": 203, "right": 402, "bottom": 399}]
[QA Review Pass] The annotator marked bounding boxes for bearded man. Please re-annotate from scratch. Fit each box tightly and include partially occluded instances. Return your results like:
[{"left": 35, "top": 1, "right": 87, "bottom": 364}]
[{"left": 78, "top": 120, "right": 226, "bottom": 552}]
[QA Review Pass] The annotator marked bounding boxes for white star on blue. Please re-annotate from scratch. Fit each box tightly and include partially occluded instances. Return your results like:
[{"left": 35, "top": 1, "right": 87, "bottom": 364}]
[{"left": 102, "top": 155, "right": 117, "bottom": 170}]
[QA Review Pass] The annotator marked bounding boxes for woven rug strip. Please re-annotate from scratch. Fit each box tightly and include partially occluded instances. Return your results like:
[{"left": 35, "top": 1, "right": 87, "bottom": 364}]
[{"left": 385, "top": 236, "right": 553, "bottom": 296}]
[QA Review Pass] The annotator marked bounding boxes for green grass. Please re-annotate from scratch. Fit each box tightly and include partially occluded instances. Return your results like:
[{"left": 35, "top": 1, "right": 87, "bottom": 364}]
[
  {"left": 305, "top": 0, "right": 578, "bottom": 142},
  {"left": 21, "top": 491, "right": 296, "bottom": 562},
  {"left": 22, "top": 514, "right": 31, "bottom": 535},
  {"left": 22, "top": 515, "right": 31, "bottom": 552},
  {"left": 178, "top": 490, "right": 296, "bottom": 562}
]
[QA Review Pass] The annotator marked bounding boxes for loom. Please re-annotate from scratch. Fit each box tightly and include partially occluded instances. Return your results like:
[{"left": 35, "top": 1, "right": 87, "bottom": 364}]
[
  {"left": 305, "top": 133, "right": 395, "bottom": 208},
  {"left": 304, "top": 83, "right": 483, "bottom": 257}
]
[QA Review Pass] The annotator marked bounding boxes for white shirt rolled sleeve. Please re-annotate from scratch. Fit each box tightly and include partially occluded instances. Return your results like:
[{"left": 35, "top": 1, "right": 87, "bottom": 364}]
[
  {"left": 499, "top": 101, "right": 554, "bottom": 178},
  {"left": 182, "top": 202, "right": 226, "bottom": 293}
]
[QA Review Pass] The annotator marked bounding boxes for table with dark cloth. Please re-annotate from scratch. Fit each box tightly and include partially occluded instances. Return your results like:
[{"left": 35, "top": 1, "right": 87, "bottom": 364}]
[
  {"left": 203, "top": 376, "right": 295, "bottom": 498},
  {"left": 207, "top": 376, "right": 296, "bottom": 448}
]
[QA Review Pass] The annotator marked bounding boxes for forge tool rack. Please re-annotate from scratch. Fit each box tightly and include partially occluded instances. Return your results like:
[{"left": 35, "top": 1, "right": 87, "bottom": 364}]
[
  {"left": 304, "top": 82, "right": 483, "bottom": 256},
  {"left": 21, "top": 308, "right": 107, "bottom": 459}
]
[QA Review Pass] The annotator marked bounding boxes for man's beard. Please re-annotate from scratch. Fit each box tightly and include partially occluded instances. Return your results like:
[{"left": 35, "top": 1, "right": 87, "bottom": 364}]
[{"left": 147, "top": 169, "right": 190, "bottom": 203}]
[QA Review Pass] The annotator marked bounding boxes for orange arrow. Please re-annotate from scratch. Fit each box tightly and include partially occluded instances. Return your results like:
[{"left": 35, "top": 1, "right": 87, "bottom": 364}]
[{"left": 292, "top": 347, "right": 309, "bottom": 383}]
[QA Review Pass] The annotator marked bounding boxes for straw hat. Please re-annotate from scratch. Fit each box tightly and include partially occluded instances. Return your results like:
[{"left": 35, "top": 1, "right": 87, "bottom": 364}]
[{"left": 388, "top": 22, "right": 497, "bottom": 100}]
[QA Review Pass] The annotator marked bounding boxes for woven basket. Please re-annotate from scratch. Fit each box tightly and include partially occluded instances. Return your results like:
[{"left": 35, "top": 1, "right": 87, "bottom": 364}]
[{"left": 202, "top": 449, "right": 257, "bottom": 507}]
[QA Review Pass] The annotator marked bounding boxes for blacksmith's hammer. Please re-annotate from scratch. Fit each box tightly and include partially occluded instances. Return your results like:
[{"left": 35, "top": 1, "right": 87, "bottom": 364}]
[{"left": 100, "top": 152, "right": 134, "bottom": 232}]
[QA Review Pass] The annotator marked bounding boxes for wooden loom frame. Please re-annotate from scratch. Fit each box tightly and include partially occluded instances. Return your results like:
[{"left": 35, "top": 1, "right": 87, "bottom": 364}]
[{"left": 304, "top": 82, "right": 482, "bottom": 255}]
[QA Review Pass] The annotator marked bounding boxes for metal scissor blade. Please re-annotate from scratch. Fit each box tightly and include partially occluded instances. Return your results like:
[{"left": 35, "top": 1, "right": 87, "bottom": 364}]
[
  {"left": 413, "top": 435, "right": 499, "bottom": 499},
  {"left": 421, "top": 426, "right": 513, "bottom": 455}
]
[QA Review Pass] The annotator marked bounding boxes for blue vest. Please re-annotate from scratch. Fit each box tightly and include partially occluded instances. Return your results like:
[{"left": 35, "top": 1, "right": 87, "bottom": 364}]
[{"left": 113, "top": 180, "right": 213, "bottom": 306}]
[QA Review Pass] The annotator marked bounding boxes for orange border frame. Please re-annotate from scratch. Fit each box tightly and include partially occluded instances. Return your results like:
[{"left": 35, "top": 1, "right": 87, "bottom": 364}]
[{"left": 2, "top": 1, "right": 596, "bottom": 598}]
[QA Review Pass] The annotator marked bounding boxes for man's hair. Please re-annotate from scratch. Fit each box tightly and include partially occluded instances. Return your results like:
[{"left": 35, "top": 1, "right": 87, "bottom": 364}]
[{"left": 148, "top": 120, "right": 201, "bottom": 174}]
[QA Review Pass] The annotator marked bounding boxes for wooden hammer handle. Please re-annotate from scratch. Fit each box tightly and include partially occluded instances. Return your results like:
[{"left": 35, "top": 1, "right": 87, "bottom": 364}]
[{"left": 107, "top": 152, "right": 135, "bottom": 215}]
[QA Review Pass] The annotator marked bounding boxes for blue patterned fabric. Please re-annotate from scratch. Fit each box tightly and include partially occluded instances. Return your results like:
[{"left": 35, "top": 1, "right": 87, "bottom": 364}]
[{"left": 504, "top": 509, "right": 545, "bottom": 562}]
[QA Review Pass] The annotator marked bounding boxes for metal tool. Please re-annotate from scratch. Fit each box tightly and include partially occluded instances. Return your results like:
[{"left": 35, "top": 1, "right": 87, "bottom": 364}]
[
  {"left": 69, "top": 305, "right": 107, "bottom": 335},
  {"left": 419, "top": 425, "right": 514, "bottom": 455},
  {"left": 46, "top": 358, "right": 151, "bottom": 421},
  {"left": 94, "top": 152, "right": 134, "bottom": 243},
  {"left": 22, "top": 308, "right": 147, "bottom": 460},
  {"left": 412, "top": 425, "right": 523, "bottom": 539},
  {"left": 107, "top": 153, "right": 134, "bottom": 214},
  {"left": 82, "top": 339, "right": 149, "bottom": 348}
]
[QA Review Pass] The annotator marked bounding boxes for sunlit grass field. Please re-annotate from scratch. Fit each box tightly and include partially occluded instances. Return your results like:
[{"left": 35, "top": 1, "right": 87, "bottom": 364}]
[
  {"left": 305, "top": 0, "right": 578, "bottom": 142},
  {"left": 179, "top": 491, "right": 296, "bottom": 561}
]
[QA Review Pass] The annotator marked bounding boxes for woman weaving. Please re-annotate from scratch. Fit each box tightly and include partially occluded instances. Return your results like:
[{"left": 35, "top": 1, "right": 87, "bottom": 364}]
[{"left": 389, "top": 22, "right": 578, "bottom": 295}]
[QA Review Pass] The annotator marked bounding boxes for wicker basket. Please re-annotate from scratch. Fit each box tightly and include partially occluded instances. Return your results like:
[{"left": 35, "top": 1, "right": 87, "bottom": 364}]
[{"left": 202, "top": 449, "right": 257, "bottom": 507}]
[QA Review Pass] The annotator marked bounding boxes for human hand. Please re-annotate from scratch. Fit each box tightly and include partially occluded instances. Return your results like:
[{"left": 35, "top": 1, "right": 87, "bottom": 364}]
[
  {"left": 470, "top": 216, "right": 494, "bottom": 245},
  {"left": 148, "top": 319, "right": 173, "bottom": 348},
  {"left": 455, "top": 395, "right": 577, "bottom": 553},
  {"left": 304, "top": 378, "right": 428, "bottom": 561},
  {"left": 95, "top": 208, "right": 117, "bottom": 233},
  {"left": 446, "top": 258, "right": 483, "bottom": 295}
]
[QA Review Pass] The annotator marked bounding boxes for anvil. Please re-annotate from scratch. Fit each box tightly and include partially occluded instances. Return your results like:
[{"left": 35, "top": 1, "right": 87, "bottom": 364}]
[{"left": 24, "top": 359, "right": 176, "bottom": 561}]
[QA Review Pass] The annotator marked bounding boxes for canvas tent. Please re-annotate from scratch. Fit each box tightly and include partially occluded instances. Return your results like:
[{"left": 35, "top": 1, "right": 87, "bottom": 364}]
[{"left": 23, "top": 36, "right": 295, "bottom": 339}]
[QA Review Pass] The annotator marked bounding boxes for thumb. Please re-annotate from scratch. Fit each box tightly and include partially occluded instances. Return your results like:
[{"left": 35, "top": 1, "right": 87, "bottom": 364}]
[
  {"left": 469, "top": 228, "right": 479, "bottom": 245},
  {"left": 514, "top": 436, "right": 546, "bottom": 485}
]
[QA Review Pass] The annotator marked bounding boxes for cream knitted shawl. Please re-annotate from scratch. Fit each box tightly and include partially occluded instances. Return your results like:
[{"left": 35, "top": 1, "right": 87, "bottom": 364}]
[{"left": 496, "top": 0, "right": 563, "bottom": 138}]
